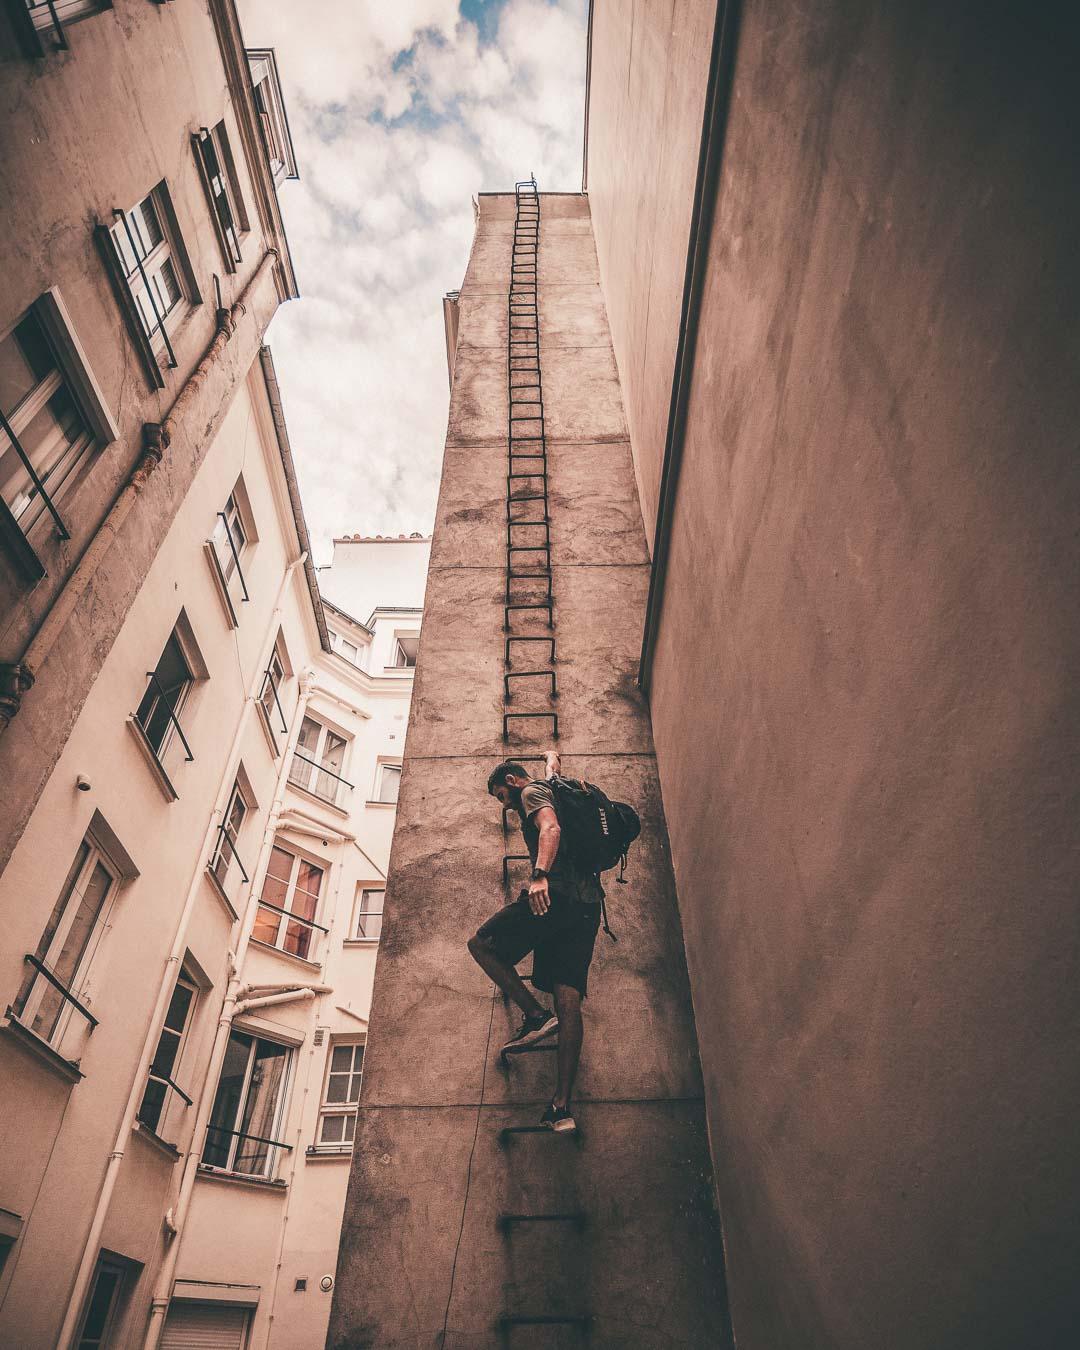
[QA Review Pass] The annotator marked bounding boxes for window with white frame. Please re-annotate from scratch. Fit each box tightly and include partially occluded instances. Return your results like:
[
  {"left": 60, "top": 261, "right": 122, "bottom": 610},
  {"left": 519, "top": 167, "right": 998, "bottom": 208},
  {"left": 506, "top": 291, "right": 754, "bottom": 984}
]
[
  {"left": 315, "top": 1039, "right": 364, "bottom": 1151},
  {"left": 353, "top": 888, "right": 384, "bottom": 942},
  {"left": 289, "top": 714, "right": 351, "bottom": 807},
  {"left": 203, "top": 1028, "right": 292, "bottom": 1178},
  {"left": 259, "top": 647, "right": 288, "bottom": 747},
  {"left": 329, "top": 630, "right": 361, "bottom": 667},
  {"left": 248, "top": 51, "right": 298, "bottom": 185},
  {"left": 374, "top": 762, "right": 401, "bottom": 804},
  {"left": 12, "top": 833, "right": 120, "bottom": 1051},
  {"left": 193, "top": 122, "right": 248, "bottom": 271},
  {"left": 135, "top": 630, "right": 194, "bottom": 759},
  {"left": 252, "top": 842, "right": 325, "bottom": 961},
  {"left": 108, "top": 186, "right": 188, "bottom": 363},
  {"left": 390, "top": 633, "right": 418, "bottom": 668},
  {"left": 209, "top": 491, "right": 249, "bottom": 602},
  {"left": 209, "top": 781, "right": 249, "bottom": 890},
  {"left": 137, "top": 970, "right": 198, "bottom": 1140},
  {"left": 0, "top": 293, "right": 117, "bottom": 571}
]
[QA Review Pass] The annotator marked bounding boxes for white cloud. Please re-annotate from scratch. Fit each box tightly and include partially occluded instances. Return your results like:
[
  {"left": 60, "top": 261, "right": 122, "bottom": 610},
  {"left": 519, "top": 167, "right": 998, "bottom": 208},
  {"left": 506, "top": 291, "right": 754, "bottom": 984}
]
[{"left": 236, "top": 0, "right": 588, "bottom": 560}]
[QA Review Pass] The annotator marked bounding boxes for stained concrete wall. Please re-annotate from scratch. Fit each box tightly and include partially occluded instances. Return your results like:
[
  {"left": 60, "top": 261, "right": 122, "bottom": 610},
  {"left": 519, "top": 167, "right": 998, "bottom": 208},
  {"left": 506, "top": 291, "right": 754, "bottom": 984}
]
[
  {"left": 587, "top": 2, "right": 1080, "bottom": 1347},
  {"left": 327, "top": 194, "right": 730, "bottom": 1348}
]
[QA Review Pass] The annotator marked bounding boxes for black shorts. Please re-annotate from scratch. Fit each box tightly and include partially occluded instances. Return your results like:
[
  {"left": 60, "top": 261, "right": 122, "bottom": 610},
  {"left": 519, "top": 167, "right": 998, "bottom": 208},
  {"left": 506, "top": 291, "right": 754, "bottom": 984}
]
[{"left": 475, "top": 890, "right": 602, "bottom": 998}]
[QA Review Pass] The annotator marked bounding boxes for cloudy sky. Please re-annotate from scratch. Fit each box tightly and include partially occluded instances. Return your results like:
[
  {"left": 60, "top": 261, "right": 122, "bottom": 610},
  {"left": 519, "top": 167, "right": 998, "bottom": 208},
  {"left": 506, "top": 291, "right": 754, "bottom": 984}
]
[{"left": 236, "top": 0, "right": 589, "bottom": 562}]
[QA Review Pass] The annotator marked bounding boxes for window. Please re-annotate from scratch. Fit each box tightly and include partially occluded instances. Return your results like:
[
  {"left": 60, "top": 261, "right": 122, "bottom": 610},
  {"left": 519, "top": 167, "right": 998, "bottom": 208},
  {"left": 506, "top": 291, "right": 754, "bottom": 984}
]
[
  {"left": 12, "top": 835, "right": 119, "bottom": 1051},
  {"left": 76, "top": 1255, "right": 128, "bottom": 1350},
  {"left": 374, "top": 762, "right": 401, "bottom": 804},
  {"left": 109, "top": 188, "right": 187, "bottom": 362},
  {"left": 210, "top": 782, "right": 249, "bottom": 890},
  {"left": 391, "top": 633, "right": 418, "bottom": 668},
  {"left": 193, "top": 123, "right": 247, "bottom": 271},
  {"left": 248, "top": 51, "right": 298, "bottom": 185},
  {"left": 210, "top": 491, "right": 249, "bottom": 600},
  {"left": 252, "top": 842, "right": 325, "bottom": 960},
  {"left": 288, "top": 714, "right": 352, "bottom": 807},
  {"left": 259, "top": 650, "right": 288, "bottom": 747},
  {"left": 137, "top": 972, "right": 197, "bottom": 1139},
  {"left": 203, "top": 1028, "right": 292, "bottom": 1178},
  {"left": 0, "top": 292, "right": 117, "bottom": 575},
  {"left": 315, "top": 1040, "right": 364, "bottom": 1150},
  {"left": 135, "top": 631, "right": 194, "bottom": 760},
  {"left": 161, "top": 1303, "right": 251, "bottom": 1349},
  {"left": 329, "top": 630, "right": 361, "bottom": 667},
  {"left": 21, "top": 0, "right": 104, "bottom": 49},
  {"left": 353, "top": 888, "right": 384, "bottom": 942}
]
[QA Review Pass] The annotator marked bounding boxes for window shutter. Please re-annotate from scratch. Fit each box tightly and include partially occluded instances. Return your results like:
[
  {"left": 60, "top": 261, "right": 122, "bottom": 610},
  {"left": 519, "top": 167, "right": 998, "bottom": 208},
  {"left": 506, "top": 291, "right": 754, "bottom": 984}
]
[{"left": 160, "top": 1301, "right": 250, "bottom": 1350}]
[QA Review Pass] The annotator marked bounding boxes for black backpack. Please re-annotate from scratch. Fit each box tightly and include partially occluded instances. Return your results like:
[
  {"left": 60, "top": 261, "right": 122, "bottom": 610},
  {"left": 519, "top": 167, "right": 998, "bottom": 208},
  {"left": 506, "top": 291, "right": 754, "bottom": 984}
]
[{"left": 548, "top": 776, "right": 641, "bottom": 938}]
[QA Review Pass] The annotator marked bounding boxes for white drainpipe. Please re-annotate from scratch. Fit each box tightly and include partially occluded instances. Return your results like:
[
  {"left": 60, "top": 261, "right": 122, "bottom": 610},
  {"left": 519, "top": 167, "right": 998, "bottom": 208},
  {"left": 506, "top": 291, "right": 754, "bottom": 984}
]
[
  {"left": 54, "top": 554, "right": 307, "bottom": 1350},
  {"left": 141, "top": 668, "right": 316, "bottom": 1350}
]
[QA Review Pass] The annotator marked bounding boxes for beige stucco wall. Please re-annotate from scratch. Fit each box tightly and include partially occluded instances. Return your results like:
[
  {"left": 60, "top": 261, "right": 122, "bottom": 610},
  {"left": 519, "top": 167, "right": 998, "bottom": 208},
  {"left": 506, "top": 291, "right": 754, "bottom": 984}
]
[{"left": 587, "top": 2, "right": 1080, "bottom": 1347}]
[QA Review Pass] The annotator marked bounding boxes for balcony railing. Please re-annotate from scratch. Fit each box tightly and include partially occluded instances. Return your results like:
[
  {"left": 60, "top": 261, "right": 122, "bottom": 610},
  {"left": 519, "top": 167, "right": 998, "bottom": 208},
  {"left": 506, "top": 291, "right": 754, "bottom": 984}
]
[
  {"left": 288, "top": 750, "right": 354, "bottom": 808},
  {"left": 258, "top": 668, "right": 287, "bottom": 749},
  {"left": 136, "top": 671, "right": 194, "bottom": 763},
  {"left": 202, "top": 1124, "right": 292, "bottom": 1179},
  {"left": 112, "top": 206, "right": 178, "bottom": 368},
  {"left": 212, "top": 822, "right": 250, "bottom": 886},
  {"left": 0, "top": 404, "right": 71, "bottom": 541},
  {"left": 215, "top": 511, "right": 249, "bottom": 603},
  {"left": 254, "top": 898, "right": 328, "bottom": 962},
  {"left": 18, "top": 953, "right": 98, "bottom": 1030},
  {"left": 138, "top": 1067, "right": 193, "bottom": 1140}
]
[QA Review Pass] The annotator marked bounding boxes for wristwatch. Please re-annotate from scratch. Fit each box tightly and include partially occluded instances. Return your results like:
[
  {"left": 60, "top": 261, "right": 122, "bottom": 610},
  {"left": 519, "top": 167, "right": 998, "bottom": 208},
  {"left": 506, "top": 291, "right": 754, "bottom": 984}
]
[{"left": 531, "top": 867, "right": 548, "bottom": 881}]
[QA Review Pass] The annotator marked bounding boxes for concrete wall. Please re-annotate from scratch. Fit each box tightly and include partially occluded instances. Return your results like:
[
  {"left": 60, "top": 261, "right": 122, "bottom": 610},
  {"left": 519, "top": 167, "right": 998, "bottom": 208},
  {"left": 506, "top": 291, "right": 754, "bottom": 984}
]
[
  {"left": 327, "top": 194, "right": 729, "bottom": 1348},
  {"left": 587, "top": 3, "right": 1080, "bottom": 1347},
  {"left": 0, "top": 0, "right": 293, "bottom": 874}
]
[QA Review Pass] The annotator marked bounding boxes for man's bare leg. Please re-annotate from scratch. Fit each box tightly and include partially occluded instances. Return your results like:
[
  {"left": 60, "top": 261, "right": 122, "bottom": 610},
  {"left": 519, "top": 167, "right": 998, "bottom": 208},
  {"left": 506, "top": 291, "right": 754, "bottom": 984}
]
[
  {"left": 552, "top": 983, "right": 583, "bottom": 1107},
  {"left": 467, "top": 934, "right": 545, "bottom": 1017}
]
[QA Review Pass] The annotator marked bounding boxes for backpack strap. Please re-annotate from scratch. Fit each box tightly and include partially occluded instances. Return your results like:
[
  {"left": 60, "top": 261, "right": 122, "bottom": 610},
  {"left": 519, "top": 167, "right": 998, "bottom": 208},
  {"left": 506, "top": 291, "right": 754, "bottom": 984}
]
[{"left": 600, "top": 895, "right": 617, "bottom": 942}]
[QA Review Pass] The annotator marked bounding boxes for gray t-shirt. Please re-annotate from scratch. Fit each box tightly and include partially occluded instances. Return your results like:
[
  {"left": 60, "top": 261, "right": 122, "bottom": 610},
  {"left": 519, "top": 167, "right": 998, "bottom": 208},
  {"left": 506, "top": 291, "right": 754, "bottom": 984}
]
[{"left": 519, "top": 780, "right": 603, "bottom": 905}]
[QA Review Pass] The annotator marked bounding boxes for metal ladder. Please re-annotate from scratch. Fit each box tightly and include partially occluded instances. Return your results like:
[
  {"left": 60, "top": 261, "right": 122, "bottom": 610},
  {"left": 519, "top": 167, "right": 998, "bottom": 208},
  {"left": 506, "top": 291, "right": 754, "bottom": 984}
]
[{"left": 496, "top": 178, "right": 590, "bottom": 1342}]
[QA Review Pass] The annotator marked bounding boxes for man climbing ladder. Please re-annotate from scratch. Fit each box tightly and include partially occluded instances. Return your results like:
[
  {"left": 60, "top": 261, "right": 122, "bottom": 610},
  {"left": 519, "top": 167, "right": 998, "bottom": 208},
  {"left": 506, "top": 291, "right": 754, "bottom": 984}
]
[{"left": 467, "top": 751, "right": 603, "bottom": 1135}]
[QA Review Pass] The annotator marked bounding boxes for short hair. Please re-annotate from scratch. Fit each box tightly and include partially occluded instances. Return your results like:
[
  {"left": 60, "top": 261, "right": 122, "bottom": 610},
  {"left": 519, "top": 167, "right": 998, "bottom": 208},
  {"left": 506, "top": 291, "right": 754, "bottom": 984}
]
[{"left": 487, "top": 761, "right": 530, "bottom": 794}]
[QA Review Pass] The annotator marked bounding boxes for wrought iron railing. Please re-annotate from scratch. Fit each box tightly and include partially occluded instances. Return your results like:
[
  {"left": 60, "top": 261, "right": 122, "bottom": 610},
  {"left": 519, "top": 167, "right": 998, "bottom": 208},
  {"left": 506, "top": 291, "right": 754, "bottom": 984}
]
[
  {"left": 20, "top": 953, "right": 98, "bottom": 1029},
  {"left": 136, "top": 671, "right": 194, "bottom": 762},
  {"left": 288, "top": 750, "right": 354, "bottom": 806}
]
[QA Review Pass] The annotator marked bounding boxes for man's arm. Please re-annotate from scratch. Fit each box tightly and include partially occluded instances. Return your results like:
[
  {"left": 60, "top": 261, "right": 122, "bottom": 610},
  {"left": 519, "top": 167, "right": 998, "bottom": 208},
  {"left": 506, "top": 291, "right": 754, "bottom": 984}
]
[
  {"left": 544, "top": 750, "right": 561, "bottom": 780},
  {"left": 527, "top": 803, "right": 561, "bottom": 915}
]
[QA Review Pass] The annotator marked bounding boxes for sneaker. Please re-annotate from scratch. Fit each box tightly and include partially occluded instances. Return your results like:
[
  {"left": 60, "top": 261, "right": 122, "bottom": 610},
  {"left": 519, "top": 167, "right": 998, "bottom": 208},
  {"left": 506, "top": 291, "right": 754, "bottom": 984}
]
[
  {"left": 540, "top": 1101, "right": 577, "bottom": 1134},
  {"left": 502, "top": 1008, "right": 558, "bottom": 1054}
]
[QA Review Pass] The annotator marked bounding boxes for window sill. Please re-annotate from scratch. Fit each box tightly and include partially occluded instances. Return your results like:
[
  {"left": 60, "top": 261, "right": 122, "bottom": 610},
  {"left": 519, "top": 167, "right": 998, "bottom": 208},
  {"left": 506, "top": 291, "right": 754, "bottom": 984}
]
[
  {"left": 364, "top": 800, "right": 396, "bottom": 809},
  {"left": 248, "top": 938, "right": 323, "bottom": 972},
  {"left": 285, "top": 778, "right": 350, "bottom": 818},
  {"left": 204, "top": 865, "right": 240, "bottom": 921},
  {"left": 196, "top": 1165, "right": 287, "bottom": 1193},
  {"left": 1, "top": 1011, "right": 83, "bottom": 1084},
  {"left": 131, "top": 1119, "right": 181, "bottom": 1163},
  {"left": 342, "top": 938, "right": 381, "bottom": 948},
  {"left": 126, "top": 717, "right": 179, "bottom": 802},
  {"left": 305, "top": 1147, "right": 353, "bottom": 1162},
  {"left": 203, "top": 541, "right": 241, "bottom": 629}
]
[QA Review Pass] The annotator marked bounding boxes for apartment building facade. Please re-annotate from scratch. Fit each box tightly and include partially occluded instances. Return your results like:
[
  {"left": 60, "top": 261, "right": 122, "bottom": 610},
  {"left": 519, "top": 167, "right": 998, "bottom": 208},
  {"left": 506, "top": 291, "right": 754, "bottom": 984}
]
[
  {"left": 0, "top": 0, "right": 297, "bottom": 877},
  {"left": 0, "top": 315, "right": 426, "bottom": 1348}
]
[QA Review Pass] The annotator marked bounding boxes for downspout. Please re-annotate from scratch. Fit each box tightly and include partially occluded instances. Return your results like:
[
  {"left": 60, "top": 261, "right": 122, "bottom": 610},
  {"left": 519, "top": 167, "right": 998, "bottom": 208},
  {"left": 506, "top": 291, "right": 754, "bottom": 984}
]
[
  {"left": 2, "top": 249, "right": 280, "bottom": 728},
  {"left": 141, "top": 670, "right": 316, "bottom": 1350},
  {"left": 581, "top": 0, "right": 594, "bottom": 193},
  {"left": 637, "top": 0, "right": 742, "bottom": 692},
  {"left": 54, "top": 546, "right": 305, "bottom": 1350}
]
